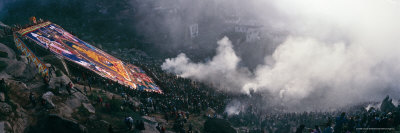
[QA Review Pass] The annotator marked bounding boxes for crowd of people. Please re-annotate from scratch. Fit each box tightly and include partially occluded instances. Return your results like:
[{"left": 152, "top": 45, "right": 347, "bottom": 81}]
[
  {"left": 65, "top": 49, "right": 230, "bottom": 132},
  {"left": 226, "top": 103, "right": 400, "bottom": 133},
  {"left": 101, "top": 49, "right": 400, "bottom": 133},
  {"left": 39, "top": 47, "right": 400, "bottom": 133}
]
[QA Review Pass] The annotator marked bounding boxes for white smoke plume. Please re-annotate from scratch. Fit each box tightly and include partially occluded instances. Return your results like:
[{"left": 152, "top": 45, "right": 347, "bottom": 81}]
[
  {"left": 162, "top": 37, "right": 252, "bottom": 93},
  {"left": 225, "top": 100, "right": 244, "bottom": 116},
  {"left": 162, "top": 0, "right": 400, "bottom": 111}
]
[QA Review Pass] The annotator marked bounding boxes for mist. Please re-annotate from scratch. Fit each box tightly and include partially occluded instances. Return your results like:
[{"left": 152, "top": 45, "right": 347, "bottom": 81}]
[{"left": 162, "top": 0, "right": 400, "bottom": 111}]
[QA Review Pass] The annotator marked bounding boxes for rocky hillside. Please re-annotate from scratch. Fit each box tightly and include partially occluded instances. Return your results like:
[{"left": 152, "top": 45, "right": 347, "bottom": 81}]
[{"left": 0, "top": 43, "right": 169, "bottom": 133}]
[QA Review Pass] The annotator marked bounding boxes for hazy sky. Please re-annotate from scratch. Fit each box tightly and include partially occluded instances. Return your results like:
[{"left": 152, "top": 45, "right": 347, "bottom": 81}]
[{"left": 162, "top": 0, "right": 400, "bottom": 111}]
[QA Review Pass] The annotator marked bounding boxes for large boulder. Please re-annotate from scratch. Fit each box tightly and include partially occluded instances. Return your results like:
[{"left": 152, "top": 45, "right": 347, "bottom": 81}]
[
  {"left": 63, "top": 89, "right": 94, "bottom": 117},
  {"left": 0, "top": 43, "right": 15, "bottom": 59},
  {"left": 0, "top": 121, "right": 12, "bottom": 133},
  {"left": 48, "top": 74, "right": 71, "bottom": 89},
  {"left": 0, "top": 102, "right": 12, "bottom": 116},
  {"left": 0, "top": 43, "right": 40, "bottom": 79},
  {"left": 141, "top": 121, "right": 160, "bottom": 133},
  {"left": 42, "top": 91, "right": 55, "bottom": 109},
  {"left": 65, "top": 97, "right": 82, "bottom": 110},
  {"left": 65, "top": 91, "right": 89, "bottom": 109},
  {"left": 11, "top": 114, "right": 29, "bottom": 133},
  {"left": 57, "top": 103, "right": 74, "bottom": 118},
  {"left": 5, "top": 61, "right": 27, "bottom": 78},
  {"left": 82, "top": 103, "right": 95, "bottom": 114}
]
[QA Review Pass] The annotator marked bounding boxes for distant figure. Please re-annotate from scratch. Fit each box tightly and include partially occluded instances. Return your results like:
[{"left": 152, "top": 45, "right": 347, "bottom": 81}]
[
  {"left": 88, "top": 81, "right": 92, "bottom": 92},
  {"left": 161, "top": 125, "right": 166, "bottom": 133},
  {"left": 29, "top": 92, "right": 36, "bottom": 106},
  {"left": 313, "top": 125, "right": 321, "bottom": 133},
  {"left": 108, "top": 124, "right": 114, "bottom": 133},
  {"left": 334, "top": 112, "right": 347, "bottom": 133},
  {"left": 125, "top": 116, "right": 134, "bottom": 130},
  {"left": 179, "top": 127, "right": 185, "bottom": 133},
  {"left": 135, "top": 120, "right": 140, "bottom": 130},
  {"left": 188, "top": 123, "right": 193, "bottom": 133},
  {"left": 323, "top": 122, "right": 333, "bottom": 133},
  {"left": 139, "top": 120, "right": 145, "bottom": 130},
  {"left": 0, "top": 78, "right": 5, "bottom": 92},
  {"left": 98, "top": 96, "right": 103, "bottom": 106},
  {"left": 296, "top": 124, "right": 305, "bottom": 133},
  {"left": 84, "top": 86, "right": 87, "bottom": 95},
  {"left": 347, "top": 117, "right": 355, "bottom": 132},
  {"left": 156, "top": 123, "right": 161, "bottom": 132},
  {"left": 43, "top": 76, "right": 49, "bottom": 85},
  {"left": 66, "top": 82, "right": 73, "bottom": 95}
]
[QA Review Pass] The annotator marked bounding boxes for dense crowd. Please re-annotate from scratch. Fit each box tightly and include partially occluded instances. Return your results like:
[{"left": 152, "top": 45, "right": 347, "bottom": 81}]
[
  {"left": 104, "top": 49, "right": 400, "bottom": 133},
  {"left": 226, "top": 101, "right": 400, "bottom": 133},
  {"left": 43, "top": 48, "right": 400, "bottom": 133},
  {"left": 65, "top": 49, "right": 230, "bottom": 132}
]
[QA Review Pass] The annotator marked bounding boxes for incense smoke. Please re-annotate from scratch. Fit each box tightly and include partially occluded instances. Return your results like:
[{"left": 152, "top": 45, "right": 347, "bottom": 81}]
[{"left": 162, "top": 0, "right": 400, "bottom": 111}]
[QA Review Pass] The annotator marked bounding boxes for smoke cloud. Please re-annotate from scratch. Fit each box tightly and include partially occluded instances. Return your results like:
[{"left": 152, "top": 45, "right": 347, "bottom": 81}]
[
  {"left": 162, "top": 37, "right": 251, "bottom": 93},
  {"left": 162, "top": 0, "right": 400, "bottom": 111}
]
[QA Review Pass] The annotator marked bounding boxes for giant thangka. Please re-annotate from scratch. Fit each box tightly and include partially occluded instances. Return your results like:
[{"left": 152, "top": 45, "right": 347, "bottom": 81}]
[
  {"left": 14, "top": 21, "right": 162, "bottom": 93},
  {"left": 13, "top": 33, "right": 49, "bottom": 77}
]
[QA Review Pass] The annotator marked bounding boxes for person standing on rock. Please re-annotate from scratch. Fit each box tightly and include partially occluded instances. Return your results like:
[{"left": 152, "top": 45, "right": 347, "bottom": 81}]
[
  {"left": 156, "top": 123, "right": 161, "bottom": 132},
  {"left": 139, "top": 120, "right": 145, "bottom": 130},
  {"left": 29, "top": 91, "right": 36, "bottom": 107},
  {"left": 125, "top": 116, "right": 134, "bottom": 130},
  {"left": 98, "top": 96, "right": 103, "bottom": 106},
  {"left": 108, "top": 124, "right": 114, "bottom": 133},
  {"left": 188, "top": 123, "right": 193, "bottom": 133},
  {"left": 66, "top": 82, "right": 73, "bottom": 95},
  {"left": 161, "top": 125, "right": 166, "bottom": 133},
  {"left": 88, "top": 79, "right": 92, "bottom": 92},
  {"left": 84, "top": 86, "right": 87, "bottom": 95},
  {"left": 0, "top": 78, "right": 5, "bottom": 92},
  {"left": 43, "top": 75, "right": 50, "bottom": 85}
]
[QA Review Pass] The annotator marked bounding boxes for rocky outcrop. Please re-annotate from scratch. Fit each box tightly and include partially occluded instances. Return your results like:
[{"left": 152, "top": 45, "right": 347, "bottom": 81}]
[
  {"left": 48, "top": 74, "right": 71, "bottom": 90},
  {"left": 141, "top": 121, "right": 160, "bottom": 133},
  {"left": 82, "top": 103, "right": 95, "bottom": 114},
  {"left": 0, "top": 44, "right": 96, "bottom": 133},
  {"left": 0, "top": 121, "right": 12, "bottom": 133},
  {"left": 0, "top": 43, "right": 15, "bottom": 60},
  {"left": 0, "top": 43, "right": 36, "bottom": 80},
  {"left": 57, "top": 103, "right": 75, "bottom": 118},
  {"left": 141, "top": 116, "right": 166, "bottom": 133},
  {"left": 42, "top": 91, "right": 55, "bottom": 109},
  {"left": 2, "top": 100, "right": 31, "bottom": 133},
  {"left": 0, "top": 102, "right": 12, "bottom": 116},
  {"left": 5, "top": 61, "right": 27, "bottom": 78}
]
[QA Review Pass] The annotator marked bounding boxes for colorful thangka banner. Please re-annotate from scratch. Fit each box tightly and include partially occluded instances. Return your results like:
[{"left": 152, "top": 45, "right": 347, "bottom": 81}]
[
  {"left": 16, "top": 22, "right": 162, "bottom": 93},
  {"left": 13, "top": 33, "right": 49, "bottom": 77}
]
